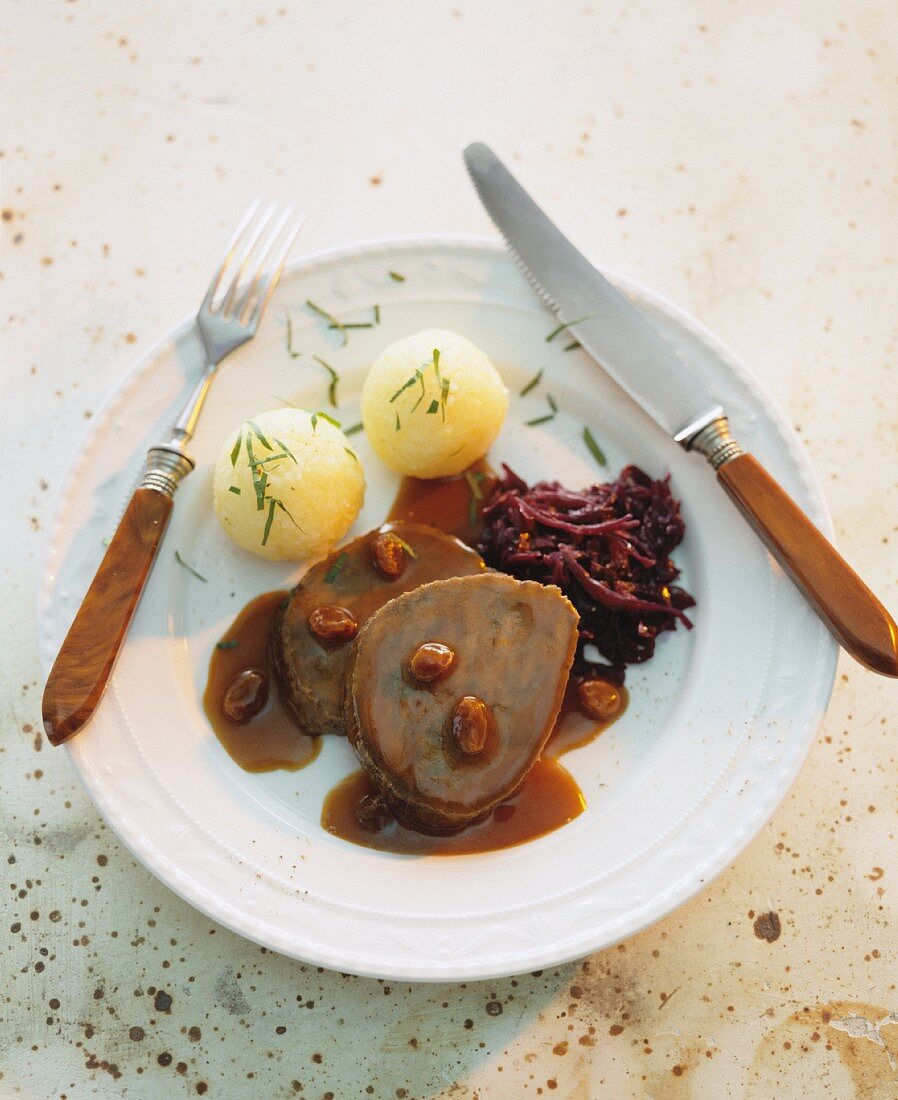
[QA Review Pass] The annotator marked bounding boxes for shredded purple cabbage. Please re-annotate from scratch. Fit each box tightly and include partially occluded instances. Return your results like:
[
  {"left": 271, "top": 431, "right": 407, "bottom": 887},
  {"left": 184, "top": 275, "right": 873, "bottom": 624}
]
[{"left": 477, "top": 465, "right": 695, "bottom": 680}]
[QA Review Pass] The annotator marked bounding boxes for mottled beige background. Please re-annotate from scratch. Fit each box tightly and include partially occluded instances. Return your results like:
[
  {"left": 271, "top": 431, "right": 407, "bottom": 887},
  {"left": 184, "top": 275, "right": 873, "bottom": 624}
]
[{"left": 4, "top": 1, "right": 898, "bottom": 1096}]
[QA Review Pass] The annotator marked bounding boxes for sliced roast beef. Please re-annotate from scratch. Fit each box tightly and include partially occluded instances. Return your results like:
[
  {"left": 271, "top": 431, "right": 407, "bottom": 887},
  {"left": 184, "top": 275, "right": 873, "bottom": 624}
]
[
  {"left": 272, "top": 523, "right": 484, "bottom": 736},
  {"left": 344, "top": 572, "right": 579, "bottom": 832}
]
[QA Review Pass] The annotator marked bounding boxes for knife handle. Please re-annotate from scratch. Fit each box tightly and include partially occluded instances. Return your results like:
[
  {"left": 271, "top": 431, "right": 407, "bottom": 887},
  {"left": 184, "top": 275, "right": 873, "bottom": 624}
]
[
  {"left": 42, "top": 486, "right": 173, "bottom": 746},
  {"left": 42, "top": 446, "right": 194, "bottom": 747},
  {"left": 717, "top": 453, "right": 898, "bottom": 676}
]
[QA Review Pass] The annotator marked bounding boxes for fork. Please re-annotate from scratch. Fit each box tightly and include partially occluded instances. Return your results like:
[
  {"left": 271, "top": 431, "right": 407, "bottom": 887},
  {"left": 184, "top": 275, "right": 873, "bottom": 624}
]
[{"left": 42, "top": 201, "right": 306, "bottom": 746}]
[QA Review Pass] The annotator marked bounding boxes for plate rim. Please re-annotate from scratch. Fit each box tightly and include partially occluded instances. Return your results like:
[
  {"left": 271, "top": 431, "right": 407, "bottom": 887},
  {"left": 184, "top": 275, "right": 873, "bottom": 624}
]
[{"left": 37, "top": 233, "right": 838, "bottom": 981}]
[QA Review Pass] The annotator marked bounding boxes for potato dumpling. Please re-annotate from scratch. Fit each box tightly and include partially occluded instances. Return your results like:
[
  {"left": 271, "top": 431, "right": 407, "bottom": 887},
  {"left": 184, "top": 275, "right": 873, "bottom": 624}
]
[
  {"left": 213, "top": 408, "right": 365, "bottom": 561},
  {"left": 361, "top": 329, "right": 508, "bottom": 478}
]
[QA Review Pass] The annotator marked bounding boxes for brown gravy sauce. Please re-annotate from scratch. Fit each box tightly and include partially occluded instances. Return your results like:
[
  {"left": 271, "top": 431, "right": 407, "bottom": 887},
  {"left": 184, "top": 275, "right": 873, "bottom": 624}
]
[
  {"left": 204, "top": 463, "right": 627, "bottom": 852},
  {"left": 322, "top": 759, "right": 585, "bottom": 856},
  {"left": 547, "top": 676, "right": 628, "bottom": 758},
  {"left": 203, "top": 591, "right": 320, "bottom": 773},
  {"left": 387, "top": 458, "right": 498, "bottom": 546}
]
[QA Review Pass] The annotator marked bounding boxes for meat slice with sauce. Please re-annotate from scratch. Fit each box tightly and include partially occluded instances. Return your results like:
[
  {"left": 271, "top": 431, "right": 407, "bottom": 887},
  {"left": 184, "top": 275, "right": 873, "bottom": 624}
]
[
  {"left": 344, "top": 572, "right": 579, "bottom": 832},
  {"left": 272, "top": 523, "right": 484, "bottom": 736}
]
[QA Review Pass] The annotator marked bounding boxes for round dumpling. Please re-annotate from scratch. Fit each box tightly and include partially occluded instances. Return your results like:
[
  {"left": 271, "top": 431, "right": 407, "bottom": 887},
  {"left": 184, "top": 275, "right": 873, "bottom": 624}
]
[
  {"left": 361, "top": 329, "right": 508, "bottom": 478},
  {"left": 213, "top": 408, "right": 365, "bottom": 561}
]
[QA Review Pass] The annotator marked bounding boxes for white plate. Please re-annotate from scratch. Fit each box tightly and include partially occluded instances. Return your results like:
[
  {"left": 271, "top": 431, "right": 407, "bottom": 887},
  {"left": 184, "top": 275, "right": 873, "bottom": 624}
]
[{"left": 38, "top": 236, "right": 837, "bottom": 981}]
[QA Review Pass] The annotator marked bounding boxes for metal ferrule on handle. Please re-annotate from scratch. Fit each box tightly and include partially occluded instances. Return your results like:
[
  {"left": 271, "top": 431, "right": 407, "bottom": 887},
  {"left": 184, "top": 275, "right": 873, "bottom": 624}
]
[
  {"left": 141, "top": 445, "right": 195, "bottom": 497},
  {"left": 680, "top": 413, "right": 744, "bottom": 470}
]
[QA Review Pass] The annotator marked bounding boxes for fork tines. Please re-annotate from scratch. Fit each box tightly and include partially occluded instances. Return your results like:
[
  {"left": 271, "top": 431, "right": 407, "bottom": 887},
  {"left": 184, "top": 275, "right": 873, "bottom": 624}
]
[{"left": 203, "top": 200, "right": 306, "bottom": 329}]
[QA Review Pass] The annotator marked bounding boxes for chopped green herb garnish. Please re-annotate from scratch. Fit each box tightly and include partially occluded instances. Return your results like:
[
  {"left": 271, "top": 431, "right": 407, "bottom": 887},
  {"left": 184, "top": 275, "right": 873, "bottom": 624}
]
[
  {"left": 312, "top": 410, "right": 341, "bottom": 429},
  {"left": 519, "top": 369, "right": 543, "bottom": 397},
  {"left": 582, "top": 426, "right": 608, "bottom": 467},
  {"left": 426, "top": 399, "right": 439, "bottom": 414},
  {"left": 373, "top": 304, "right": 380, "bottom": 325},
  {"left": 286, "top": 315, "right": 302, "bottom": 359},
  {"left": 250, "top": 451, "right": 293, "bottom": 468},
  {"left": 312, "top": 355, "right": 339, "bottom": 407},
  {"left": 390, "top": 352, "right": 445, "bottom": 419},
  {"left": 388, "top": 270, "right": 405, "bottom": 282},
  {"left": 272, "top": 438, "right": 298, "bottom": 464},
  {"left": 330, "top": 322, "right": 373, "bottom": 331},
  {"left": 525, "top": 413, "right": 555, "bottom": 427},
  {"left": 261, "top": 497, "right": 277, "bottom": 546},
  {"left": 274, "top": 395, "right": 298, "bottom": 408},
  {"left": 344, "top": 447, "right": 358, "bottom": 462},
  {"left": 344, "top": 422, "right": 363, "bottom": 436},
  {"left": 306, "top": 299, "right": 347, "bottom": 346},
  {"left": 174, "top": 550, "right": 207, "bottom": 583},
  {"left": 547, "top": 394, "right": 558, "bottom": 413},
  {"left": 272, "top": 497, "right": 302, "bottom": 530},
  {"left": 546, "top": 315, "right": 595, "bottom": 343},
  {"left": 465, "top": 469, "right": 485, "bottom": 500},
  {"left": 389, "top": 372, "right": 421, "bottom": 403},
  {"left": 228, "top": 485, "right": 241, "bottom": 495},
  {"left": 216, "top": 639, "right": 239, "bottom": 650},
  {"left": 324, "top": 551, "right": 349, "bottom": 583},
  {"left": 247, "top": 420, "right": 274, "bottom": 450},
  {"left": 564, "top": 340, "right": 581, "bottom": 352},
  {"left": 465, "top": 470, "right": 487, "bottom": 526},
  {"left": 393, "top": 534, "right": 419, "bottom": 559},
  {"left": 410, "top": 370, "right": 427, "bottom": 412},
  {"left": 230, "top": 430, "right": 243, "bottom": 467},
  {"left": 245, "top": 435, "right": 266, "bottom": 510},
  {"left": 101, "top": 536, "right": 111, "bottom": 547}
]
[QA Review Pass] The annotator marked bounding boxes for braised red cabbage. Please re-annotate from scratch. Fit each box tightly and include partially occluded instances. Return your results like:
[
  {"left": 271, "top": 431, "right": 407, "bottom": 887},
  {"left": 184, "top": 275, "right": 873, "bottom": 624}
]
[{"left": 477, "top": 465, "right": 694, "bottom": 679}]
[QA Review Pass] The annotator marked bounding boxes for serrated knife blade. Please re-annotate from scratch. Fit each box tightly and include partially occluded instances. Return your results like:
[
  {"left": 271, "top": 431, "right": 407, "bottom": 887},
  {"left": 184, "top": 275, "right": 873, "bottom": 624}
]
[
  {"left": 462, "top": 140, "right": 898, "bottom": 678},
  {"left": 463, "top": 141, "right": 722, "bottom": 442}
]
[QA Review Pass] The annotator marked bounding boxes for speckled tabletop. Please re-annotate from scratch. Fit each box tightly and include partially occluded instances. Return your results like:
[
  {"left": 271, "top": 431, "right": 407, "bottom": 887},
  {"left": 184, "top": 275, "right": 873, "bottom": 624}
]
[{"left": 4, "top": 2, "right": 898, "bottom": 1097}]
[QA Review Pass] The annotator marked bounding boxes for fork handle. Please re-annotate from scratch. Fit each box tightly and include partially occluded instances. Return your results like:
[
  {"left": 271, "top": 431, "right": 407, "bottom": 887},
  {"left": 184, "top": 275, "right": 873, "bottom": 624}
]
[{"left": 42, "top": 448, "right": 193, "bottom": 746}]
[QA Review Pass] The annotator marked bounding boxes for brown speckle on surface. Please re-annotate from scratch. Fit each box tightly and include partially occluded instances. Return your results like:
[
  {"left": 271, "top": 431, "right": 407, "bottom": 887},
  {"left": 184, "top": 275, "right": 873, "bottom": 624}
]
[{"left": 753, "top": 911, "right": 782, "bottom": 943}]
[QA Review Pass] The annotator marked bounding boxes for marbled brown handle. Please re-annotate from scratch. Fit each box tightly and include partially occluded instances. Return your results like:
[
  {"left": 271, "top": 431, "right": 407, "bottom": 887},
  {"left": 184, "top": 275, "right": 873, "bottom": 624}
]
[
  {"left": 718, "top": 453, "right": 898, "bottom": 676},
  {"left": 42, "top": 487, "right": 173, "bottom": 746}
]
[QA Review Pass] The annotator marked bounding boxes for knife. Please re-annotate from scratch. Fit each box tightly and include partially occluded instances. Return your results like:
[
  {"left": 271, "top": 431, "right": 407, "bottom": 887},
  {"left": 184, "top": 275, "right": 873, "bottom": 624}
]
[{"left": 464, "top": 141, "right": 898, "bottom": 677}]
